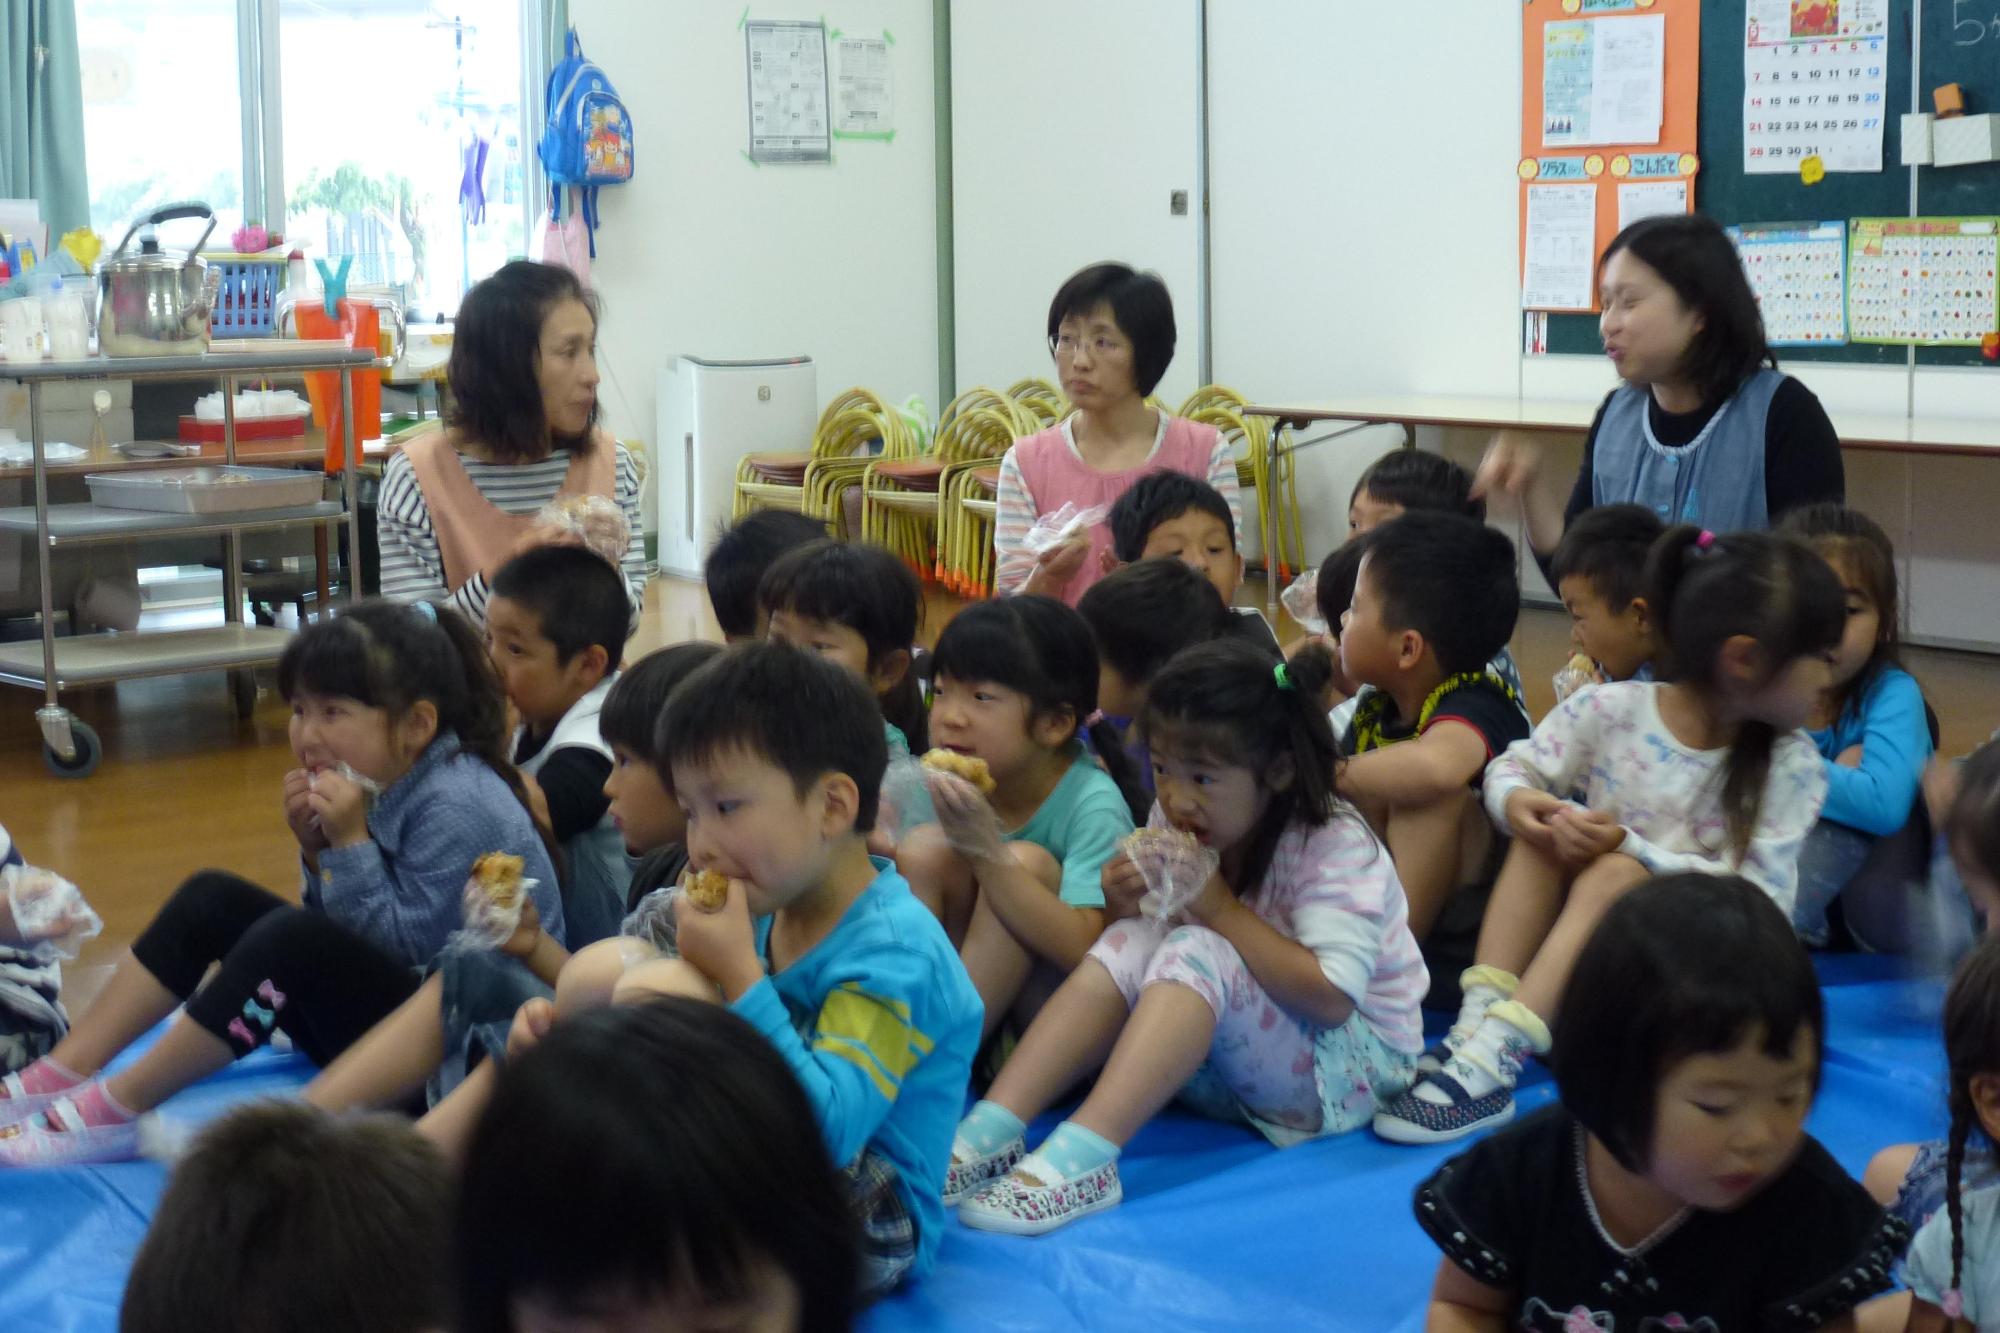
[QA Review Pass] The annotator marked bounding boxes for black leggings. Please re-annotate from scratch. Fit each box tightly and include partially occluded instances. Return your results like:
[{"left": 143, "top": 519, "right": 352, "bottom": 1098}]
[{"left": 130, "top": 871, "right": 421, "bottom": 1067}]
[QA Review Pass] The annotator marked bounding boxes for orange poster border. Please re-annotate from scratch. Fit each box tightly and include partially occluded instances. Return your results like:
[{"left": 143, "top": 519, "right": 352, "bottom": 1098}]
[{"left": 1521, "top": 0, "right": 1702, "bottom": 313}]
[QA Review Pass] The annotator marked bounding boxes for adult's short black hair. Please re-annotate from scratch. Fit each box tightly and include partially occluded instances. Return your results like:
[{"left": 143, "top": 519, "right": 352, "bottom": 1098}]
[
  {"left": 1361, "top": 512, "right": 1519, "bottom": 674},
  {"left": 491, "top": 544, "right": 631, "bottom": 666},
  {"left": 1046, "top": 262, "right": 1177, "bottom": 396},
  {"left": 702, "top": 509, "right": 827, "bottom": 639},
  {"left": 1078, "top": 558, "right": 1237, "bottom": 687},
  {"left": 1107, "top": 470, "right": 1236, "bottom": 562},
  {"left": 658, "top": 640, "right": 887, "bottom": 833},
  {"left": 600, "top": 642, "right": 726, "bottom": 765},
  {"left": 455, "top": 999, "right": 859, "bottom": 1333},
  {"left": 1351, "top": 449, "right": 1485, "bottom": 522},
  {"left": 1553, "top": 873, "right": 1824, "bottom": 1173},
  {"left": 1550, "top": 503, "right": 1667, "bottom": 612},
  {"left": 1314, "top": 534, "right": 1370, "bottom": 630},
  {"left": 1601, "top": 212, "right": 1777, "bottom": 410},
  {"left": 448, "top": 260, "right": 601, "bottom": 464},
  {"left": 122, "top": 1101, "right": 450, "bottom": 1333}
]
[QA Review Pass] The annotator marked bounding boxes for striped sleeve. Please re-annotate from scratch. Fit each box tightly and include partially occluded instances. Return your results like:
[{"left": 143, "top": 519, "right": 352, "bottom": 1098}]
[
  {"left": 613, "top": 444, "right": 649, "bottom": 623},
  {"left": 1206, "top": 436, "right": 1246, "bottom": 548},
  {"left": 374, "top": 452, "right": 452, "bottom": 607},
  {"left": 992, "top": 446, "right": 1041, "bottom": 596}
]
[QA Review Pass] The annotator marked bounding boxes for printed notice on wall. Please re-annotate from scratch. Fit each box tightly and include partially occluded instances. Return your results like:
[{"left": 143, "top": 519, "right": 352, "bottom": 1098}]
[
  {"left": 1743, "top": 0, "right": 1888, "bottom": 174},
  {"left": 1617, "top": 178, "right": 1689, "bottom": 231},
  {"left": 746, "top": 19, "right": 831, "bottom": 163},
  {"left": 1542, "top": 14, "right": 1665, "bottom": 148},
  {"left": 1522, "top": 184, "right": 1599, "bottom": 311},
  {"left": 834, "top": 37, "right": 893, "bottom": 136}
]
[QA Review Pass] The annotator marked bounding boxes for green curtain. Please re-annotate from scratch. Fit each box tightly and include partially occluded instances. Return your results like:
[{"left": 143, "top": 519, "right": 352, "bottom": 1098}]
[{"left": 0, "top": 0, "right": 88, "bottom": 241}]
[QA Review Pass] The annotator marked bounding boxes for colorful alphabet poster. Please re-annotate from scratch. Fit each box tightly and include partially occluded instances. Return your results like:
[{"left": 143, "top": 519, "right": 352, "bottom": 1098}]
[
  {"left": 1729, "top": 222, "right": 1848, "bottom": 345},
  {"left": 1847, "top": 217, "right": 2000, "bottom": 345}
]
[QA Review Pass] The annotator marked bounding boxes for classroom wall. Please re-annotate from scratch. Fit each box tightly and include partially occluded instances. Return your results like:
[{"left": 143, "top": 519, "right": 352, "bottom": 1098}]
[
  {"left": 568, "top": 0, "right": 940, "bottom": 534},
  {"left": 948, "top": 0, "right": 1204, "bottom": 409}
]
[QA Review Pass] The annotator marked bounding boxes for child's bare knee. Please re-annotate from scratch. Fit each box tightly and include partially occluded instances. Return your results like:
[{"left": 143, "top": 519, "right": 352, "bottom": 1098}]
[
  {"left": 1571, "top": 852, "right": 1651, "bottom": 908},
  {"left": 1008, "top": 841, "right": 1062, "bottom": 890},
  {"left": 1863, "top": 1143, "right": 1919, "bottom": 1207},
  {"left": 555, "top": 938, "right": 654, "bottom": 1016},
  {"left": 612, "top": 958, "right": 722, "bottom": 1006}
]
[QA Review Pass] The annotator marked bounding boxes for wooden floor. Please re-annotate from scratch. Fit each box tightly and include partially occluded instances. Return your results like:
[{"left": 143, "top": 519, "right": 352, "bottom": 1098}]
[{"left": 7, "top": 575, "right": 1997, "bottom": 1011}]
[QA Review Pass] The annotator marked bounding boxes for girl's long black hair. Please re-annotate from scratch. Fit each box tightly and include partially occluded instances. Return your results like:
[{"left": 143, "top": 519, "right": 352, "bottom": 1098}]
[
  {"left": 1644, "top": 527, "right": 1843, "bottom": 860},
  {"left": 277, "top": 598, "right": 558, "bottom": 873},
  {"left": 1939, "top": 933, "right": 2000, "bottom": 1304},
  {"left": 1140, "top": 637, "right": 1348, "bottom": 896},
  {"left": 930, "top": 596, "right": 1147, "bottom": 821}
]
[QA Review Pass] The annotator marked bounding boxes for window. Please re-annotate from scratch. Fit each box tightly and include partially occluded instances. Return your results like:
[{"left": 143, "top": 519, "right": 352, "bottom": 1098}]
[{"left": 76, "top": 0, "right": 535, "bottom": 318}]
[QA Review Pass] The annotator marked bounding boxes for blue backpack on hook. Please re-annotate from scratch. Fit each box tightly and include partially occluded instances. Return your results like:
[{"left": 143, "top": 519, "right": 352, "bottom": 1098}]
[{"left": 538, "top": 27, "right": 633, "bottom": 257}]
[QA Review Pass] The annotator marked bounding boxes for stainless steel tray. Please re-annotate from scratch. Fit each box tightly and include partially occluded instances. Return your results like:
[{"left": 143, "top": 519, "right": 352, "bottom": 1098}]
[{"left": 84, "top": 465, "right": 324, "bottom": 513}]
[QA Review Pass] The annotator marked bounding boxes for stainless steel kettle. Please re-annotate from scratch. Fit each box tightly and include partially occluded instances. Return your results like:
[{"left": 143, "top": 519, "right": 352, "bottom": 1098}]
[{"left": 97, "top": 202, "right": 222, "bottom": 358}]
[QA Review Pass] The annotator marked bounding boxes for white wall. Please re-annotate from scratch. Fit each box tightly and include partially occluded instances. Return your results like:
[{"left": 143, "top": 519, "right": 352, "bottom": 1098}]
[
  {"left": 949, "top": 0, "right": 1204, "bottom": 408},
  {"left": 569, "top": 0, "right": 939, "bottom": 534}
]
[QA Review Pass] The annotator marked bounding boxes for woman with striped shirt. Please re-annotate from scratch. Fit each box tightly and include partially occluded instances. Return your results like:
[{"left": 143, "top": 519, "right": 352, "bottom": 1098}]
[
  {"left": 993, "top": 263, "right": 1240, "bottom": 606},
  {"left": 377, "top": 262, "right": 646, "bottom": 626}
]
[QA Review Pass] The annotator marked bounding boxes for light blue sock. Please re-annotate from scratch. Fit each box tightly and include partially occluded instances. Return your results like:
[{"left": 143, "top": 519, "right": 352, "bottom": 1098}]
[
  {"left": 956, "top": 1100, "right": 1025, "bottom": 1156},
  {"left": 1025, "top": 1120, "right": 1120, "bottom": 1182}
]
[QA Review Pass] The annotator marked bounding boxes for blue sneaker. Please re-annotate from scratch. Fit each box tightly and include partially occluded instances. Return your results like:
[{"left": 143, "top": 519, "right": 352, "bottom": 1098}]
[{"left": 1372, "top": 1070, "right": 1516, "bottom": 1145}]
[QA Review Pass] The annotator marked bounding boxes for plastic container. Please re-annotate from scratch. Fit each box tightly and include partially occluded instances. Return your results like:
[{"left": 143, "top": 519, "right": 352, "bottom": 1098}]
[
  {"left": 209, "top": 259, "right": 284, "bottom": 337},
  {"left": 84, "top": 465, "right": 324, "bottom": 514}
]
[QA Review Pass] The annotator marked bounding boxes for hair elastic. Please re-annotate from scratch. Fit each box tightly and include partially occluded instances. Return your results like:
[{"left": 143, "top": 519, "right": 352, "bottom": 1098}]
[
  {"left": 1273, "top": 662, "right": 1293, "bottom": 692},
  {"left": 412, "top": 600, "right": 439, "bottom": 623},
  {"left": 1695, "top": 530, "right": 1716, "bottom": 550},
  {"left": 1083, "top": 709, "right": 1105, "bottom": 728}
]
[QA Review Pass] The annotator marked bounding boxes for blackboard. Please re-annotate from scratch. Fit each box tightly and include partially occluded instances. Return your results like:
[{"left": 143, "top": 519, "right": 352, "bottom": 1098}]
[{"left": 1546, "top": 0, "right": 2000, "bottom": 369}]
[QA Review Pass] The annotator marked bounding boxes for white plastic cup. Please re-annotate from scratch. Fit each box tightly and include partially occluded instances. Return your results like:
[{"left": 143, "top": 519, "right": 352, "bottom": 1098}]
[
  {"left": 0, "top": 297, "right": 45, "bottom": 362},
  {"left": 45, "top": 292, "right": 89, "bottom": 361}
]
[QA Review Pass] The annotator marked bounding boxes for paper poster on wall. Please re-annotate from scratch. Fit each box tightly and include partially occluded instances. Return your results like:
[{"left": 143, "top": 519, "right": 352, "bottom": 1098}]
[
  {"left": 1848, "top": 217, "right": 2000, "bottom": 345},
  {"left": 1616, "top": 178, "right": 1689, "bottom": 231},
  {"left": 834, "top": 36, "right": 893, "bottom": 137},
  {"left": 1542, "top": 14, "right": 1665, "bottom": 148},
  {"left": 746, "top": 20, "right": 831, "bottom": 163},
  {"left": 1729, "top": 222, "right": 1847, "bottom": 345},
  {"left": 1522, "top": 184, "right": 1599, "bottom": 310},
  {"left": 1742, "top": 0, "right": 1888, "bottom": 174}
]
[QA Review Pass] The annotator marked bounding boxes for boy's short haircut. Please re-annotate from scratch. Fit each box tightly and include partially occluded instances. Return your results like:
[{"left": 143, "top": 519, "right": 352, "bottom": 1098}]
[
  {"left": 455, "top": 998, "right": 859, "bottom": 1333},
  {"left": 657, "top": 640, "right": 887, "bottom": 832},
  {"left": 1550, "top": 503, "right": 1669, "bottom": 612},
  {"left": 1314, "top": 534, "right": 1370, "bottom": 630},
  {"left": 1351, "top": 449, "right": 1486, "bottom": 523},
  {"left": 1107, "top": 471, "right": 1237, "bottom": 563},
  {"left": 491, "top": 544, "right": 631, "bottom": 665},
  {"left": 1079, "top": 557, "right": 1236, "bottom": 686},
  {"left": 1553, "top": 873, "right": 1824, "bottom": 1172},
  {"left": 1363, "top": 511, "right": 1519, "bottom": 675},
  {"left": 702, "top": 510, "right": 827, "bottom": 639},
  {"left": 599, "top": 642, "right": 726, "bottom": 764},
  {"left": 121, "top": 1100, "right": 450, "bottom": 1333},
  {"left": 1046, "top": 262, "right": 1177, "bottom": 396}
]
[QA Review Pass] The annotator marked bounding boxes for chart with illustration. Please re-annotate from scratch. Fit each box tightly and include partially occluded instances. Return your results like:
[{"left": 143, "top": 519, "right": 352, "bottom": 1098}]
[
  {"left": 1729, "top": 222, "right": 1848, "bottom": 345},
  {"left": 1848, "top": 216, "right": 2000, "bottom": 345}
]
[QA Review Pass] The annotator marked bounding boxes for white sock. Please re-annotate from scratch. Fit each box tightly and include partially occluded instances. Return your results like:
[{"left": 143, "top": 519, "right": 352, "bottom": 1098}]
[
  {"left": 1416, "top": 1000, "right": 1549, "bottom": 1104},
  {"left": 1443, "top": 965, "right": 1518, "bottom": 1054}
]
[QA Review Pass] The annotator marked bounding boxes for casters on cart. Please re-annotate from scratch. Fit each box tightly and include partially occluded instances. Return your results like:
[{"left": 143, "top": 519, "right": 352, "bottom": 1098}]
[{"left": 37, "top": 709, "right": 101, "bottom": 780}]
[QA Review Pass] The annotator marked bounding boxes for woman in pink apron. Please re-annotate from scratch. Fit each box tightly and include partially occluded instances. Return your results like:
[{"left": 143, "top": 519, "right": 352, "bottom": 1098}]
[
  {"left": 992, "top": 263, "right": 1241, "bottom": 606},
  {"left": 376, "top": 261, "right": 644, "bottom": 626}
]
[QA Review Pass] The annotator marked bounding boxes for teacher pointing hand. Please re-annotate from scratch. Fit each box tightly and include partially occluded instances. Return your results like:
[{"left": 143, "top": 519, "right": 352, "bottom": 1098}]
[{"left": 1476, "top": 214, "right": 1844, "bottom": 560}]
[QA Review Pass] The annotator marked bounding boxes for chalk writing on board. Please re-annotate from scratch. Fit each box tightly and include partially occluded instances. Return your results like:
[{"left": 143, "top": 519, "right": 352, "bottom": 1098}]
[{"left": 1951, "top": 0, "right": 2000, "bottom": 46}]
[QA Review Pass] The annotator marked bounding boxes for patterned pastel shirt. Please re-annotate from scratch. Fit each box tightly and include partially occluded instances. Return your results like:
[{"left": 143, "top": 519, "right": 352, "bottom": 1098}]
[{"left": 1482, "top": 681, "right": 1827, "bottom": 915}]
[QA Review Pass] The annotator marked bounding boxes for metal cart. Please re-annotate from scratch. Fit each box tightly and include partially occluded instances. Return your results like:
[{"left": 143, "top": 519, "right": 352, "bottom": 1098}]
[{"left": 0, "top": 346, "right": 374, "bottom": 777}]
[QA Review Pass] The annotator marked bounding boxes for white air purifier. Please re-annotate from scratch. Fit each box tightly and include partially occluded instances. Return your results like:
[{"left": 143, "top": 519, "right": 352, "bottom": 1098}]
[{"left": 655, "top": 355, "right": 817, "bottom": 578}]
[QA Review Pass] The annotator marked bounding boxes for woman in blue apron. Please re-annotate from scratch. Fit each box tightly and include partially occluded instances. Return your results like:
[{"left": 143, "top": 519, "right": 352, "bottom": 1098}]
[{"left": 1478, "top": 213, "right": 1844, "bottom": 560}]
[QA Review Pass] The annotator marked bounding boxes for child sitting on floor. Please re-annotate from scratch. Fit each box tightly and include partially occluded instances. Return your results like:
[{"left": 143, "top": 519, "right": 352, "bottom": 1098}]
[
  {"left": 1330, "top": 512, "right": 1530, "bottom": 964},
  {"left": 1105, "top": 470, "right": 1275, "bottom": 648},
  {"left": 1548, "top": 502, "right": 1665, "bottom": 687},
  {"left": 1416, "top": 874, "right": 1904, "bottom": 1328},
  {"left": 299, "top": 643, "right": 722, "bottom": 1117},
  {"left": 1375, "top": 526, "right": 1840, "bottom": 1145},
  {"left": 1779, "top": 504, "right": 1937, "bottom": 953},
  {"left": 702, "top": 508, "right": 826, "bottom": 642},
  {"left": 897, "top": 598, "right": 1142, "bottom": 1038},
  {"left": 121, "top": 1100, "right": 450, "bottom": 1333},
  {"left": 947, "top": 638, "right": 1425, "bottom": 1235},
  {"left": 488, "top": 544, "right": 636, "bottom": 944},
  {"left": 0, "top": 601, "right": 561, "bottom": 1167},
  {"left": 457, "top": 998, "right": 861, "bottom": 1330}
]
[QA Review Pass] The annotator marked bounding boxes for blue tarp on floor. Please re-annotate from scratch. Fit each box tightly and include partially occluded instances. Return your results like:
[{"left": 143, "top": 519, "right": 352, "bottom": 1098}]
[{"left": 0, "top": 955, "right": 1951, "bottom": 1333}]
